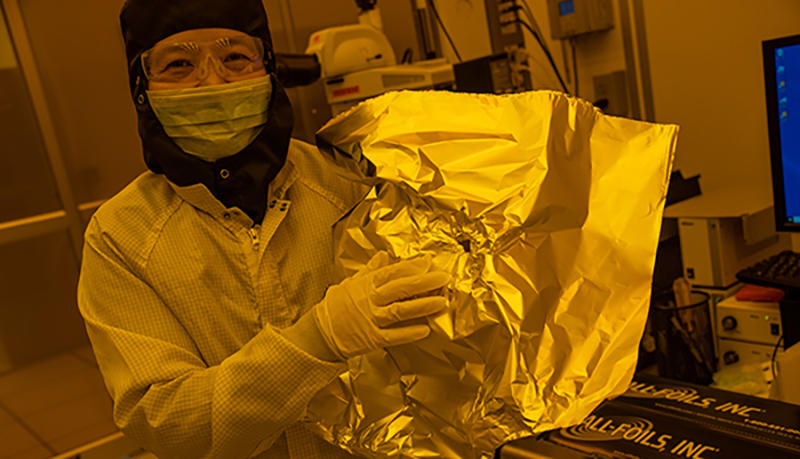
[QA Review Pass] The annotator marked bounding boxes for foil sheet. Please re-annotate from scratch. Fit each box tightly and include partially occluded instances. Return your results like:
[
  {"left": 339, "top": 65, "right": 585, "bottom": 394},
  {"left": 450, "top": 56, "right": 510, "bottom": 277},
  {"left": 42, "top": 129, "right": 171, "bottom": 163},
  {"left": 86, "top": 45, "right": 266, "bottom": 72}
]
[{"left": 306, "top": 90, "right": 679, "bottom": 458}]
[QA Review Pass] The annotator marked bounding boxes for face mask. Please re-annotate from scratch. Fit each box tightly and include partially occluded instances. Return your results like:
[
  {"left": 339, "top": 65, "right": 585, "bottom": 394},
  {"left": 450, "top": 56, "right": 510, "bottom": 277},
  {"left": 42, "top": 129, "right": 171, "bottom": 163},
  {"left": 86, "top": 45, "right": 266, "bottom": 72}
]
[{"left": 146, "top": 76, "right": 272, "bottom": 162}]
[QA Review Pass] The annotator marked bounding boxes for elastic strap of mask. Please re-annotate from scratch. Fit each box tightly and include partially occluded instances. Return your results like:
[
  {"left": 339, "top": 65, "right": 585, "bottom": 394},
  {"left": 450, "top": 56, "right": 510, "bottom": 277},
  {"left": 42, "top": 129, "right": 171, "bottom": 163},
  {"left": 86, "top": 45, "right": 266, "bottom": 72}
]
[
  {"left": 264, "top": 44, "right": 275, "bottom": 72},
  {"left": 131, "top": 55, "right": 150, "bottom": 113}
]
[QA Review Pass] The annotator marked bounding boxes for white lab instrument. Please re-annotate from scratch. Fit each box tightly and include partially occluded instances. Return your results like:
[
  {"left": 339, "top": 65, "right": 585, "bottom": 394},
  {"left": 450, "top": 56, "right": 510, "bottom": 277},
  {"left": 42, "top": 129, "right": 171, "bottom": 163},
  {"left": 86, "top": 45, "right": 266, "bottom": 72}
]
[
  {"left": 664, "top": 186, "right": 792, "bottom": 289},
  {"left": 715, "top": 296, "right": 783, "bottom": 367},
  {"left": 771, "top": 341, "right": 800, "bottom": 404},
  {"left": 305, "top": 24, "right": 454, "bottom": 115}
]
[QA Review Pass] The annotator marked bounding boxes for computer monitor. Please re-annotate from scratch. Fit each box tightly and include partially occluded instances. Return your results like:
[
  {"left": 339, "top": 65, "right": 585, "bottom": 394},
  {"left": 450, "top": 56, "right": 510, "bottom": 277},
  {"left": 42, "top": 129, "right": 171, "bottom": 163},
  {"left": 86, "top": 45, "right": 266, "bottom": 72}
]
[
  {"left": 764, "top": 34, "right": 800, "bottom": 231},
  {"left": 764, "top": 35, "right": 800, "bottom": 350}
]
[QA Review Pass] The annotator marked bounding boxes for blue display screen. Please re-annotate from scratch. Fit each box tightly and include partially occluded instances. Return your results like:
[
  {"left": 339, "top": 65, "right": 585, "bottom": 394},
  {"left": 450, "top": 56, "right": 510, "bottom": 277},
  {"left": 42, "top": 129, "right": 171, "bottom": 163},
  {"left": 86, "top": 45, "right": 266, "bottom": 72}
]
[
  {"left": 559, "top": 0, "right": 575, "bottom": 16},
  {"left": 776, "top": 44, "right": 800, "bottom": 221}
]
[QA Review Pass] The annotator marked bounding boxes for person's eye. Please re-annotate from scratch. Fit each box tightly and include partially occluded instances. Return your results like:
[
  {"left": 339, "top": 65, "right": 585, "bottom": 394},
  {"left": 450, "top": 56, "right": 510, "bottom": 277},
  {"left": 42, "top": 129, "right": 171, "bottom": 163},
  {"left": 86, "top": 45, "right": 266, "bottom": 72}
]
[
  {"left": 162, "top": 59, "right": 194, "bottom": 72},
  {"left": 223, "top": 52, "right": 253, "bottom": 65}
]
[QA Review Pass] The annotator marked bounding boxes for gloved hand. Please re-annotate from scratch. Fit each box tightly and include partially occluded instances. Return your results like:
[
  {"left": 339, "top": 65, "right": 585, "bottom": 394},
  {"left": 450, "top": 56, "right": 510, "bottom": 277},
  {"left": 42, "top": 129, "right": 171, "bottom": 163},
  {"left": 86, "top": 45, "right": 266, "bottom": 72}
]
[{"left": 313, "top": 252, "right": 451, "bottom": 360}]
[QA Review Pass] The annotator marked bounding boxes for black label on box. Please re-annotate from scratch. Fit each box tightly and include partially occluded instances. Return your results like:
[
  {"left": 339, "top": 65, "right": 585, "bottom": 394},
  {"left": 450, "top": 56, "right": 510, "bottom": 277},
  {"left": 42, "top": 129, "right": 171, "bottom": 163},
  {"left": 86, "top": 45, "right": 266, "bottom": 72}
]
[
  {"left": 619, "top": 373, "right": 800, "bottom": 450},
  {"left": 543, "top": 400, "right": 799, "bottom": 458}
]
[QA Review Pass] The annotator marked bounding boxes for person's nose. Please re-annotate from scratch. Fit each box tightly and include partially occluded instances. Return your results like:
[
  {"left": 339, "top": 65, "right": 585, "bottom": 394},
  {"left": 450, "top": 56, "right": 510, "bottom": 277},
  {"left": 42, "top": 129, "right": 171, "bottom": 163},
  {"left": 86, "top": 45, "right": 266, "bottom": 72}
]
[{"left": 197, "top": 55, "right": 226, "bottom": 87}]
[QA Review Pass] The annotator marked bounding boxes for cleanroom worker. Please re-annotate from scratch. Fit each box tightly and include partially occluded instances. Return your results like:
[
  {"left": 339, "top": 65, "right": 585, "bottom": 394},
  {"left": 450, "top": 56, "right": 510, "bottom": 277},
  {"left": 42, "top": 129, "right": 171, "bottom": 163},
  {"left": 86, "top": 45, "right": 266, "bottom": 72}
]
[{"left": 76, "top": 1, "right": 451, "bottom": 457}]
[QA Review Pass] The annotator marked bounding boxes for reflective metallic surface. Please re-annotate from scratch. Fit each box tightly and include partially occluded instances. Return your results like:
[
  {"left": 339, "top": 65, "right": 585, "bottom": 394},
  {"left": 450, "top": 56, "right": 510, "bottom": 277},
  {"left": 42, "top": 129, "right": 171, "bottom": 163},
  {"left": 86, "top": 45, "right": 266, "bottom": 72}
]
[{"left": 307, "top": 90, "right": 679, "bottom": 458}]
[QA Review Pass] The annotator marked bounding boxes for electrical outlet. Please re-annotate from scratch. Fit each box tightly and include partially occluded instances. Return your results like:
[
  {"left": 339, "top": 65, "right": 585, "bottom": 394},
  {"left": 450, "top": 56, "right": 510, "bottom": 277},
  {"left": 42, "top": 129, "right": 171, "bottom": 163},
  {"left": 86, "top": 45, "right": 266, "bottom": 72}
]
[{"left": 593, "top": 70, "right": 628, "bottom": 116}]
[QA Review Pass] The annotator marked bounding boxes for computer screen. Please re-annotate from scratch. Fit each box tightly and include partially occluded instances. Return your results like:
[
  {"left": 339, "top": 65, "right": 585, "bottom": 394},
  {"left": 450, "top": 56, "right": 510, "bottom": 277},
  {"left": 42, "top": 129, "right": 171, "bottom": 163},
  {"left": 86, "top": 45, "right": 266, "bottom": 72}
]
[{"left": 765, "top": 34, "right": 800, "bottom": 231}]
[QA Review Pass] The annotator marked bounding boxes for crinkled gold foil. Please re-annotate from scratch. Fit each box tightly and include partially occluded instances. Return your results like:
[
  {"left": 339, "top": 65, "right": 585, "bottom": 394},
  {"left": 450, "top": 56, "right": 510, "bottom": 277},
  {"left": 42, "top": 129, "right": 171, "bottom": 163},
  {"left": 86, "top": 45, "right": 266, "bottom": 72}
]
[{"left": 306, "top": 90, "right": 679, "bottom": 458}]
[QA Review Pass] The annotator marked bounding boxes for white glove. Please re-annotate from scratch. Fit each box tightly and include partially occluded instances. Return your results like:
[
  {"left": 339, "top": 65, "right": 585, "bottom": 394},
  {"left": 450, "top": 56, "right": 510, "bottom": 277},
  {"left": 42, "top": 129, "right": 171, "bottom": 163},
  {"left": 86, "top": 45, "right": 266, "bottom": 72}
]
[{"left": 313, "top": 252, "right": 451, "bottom": 360}]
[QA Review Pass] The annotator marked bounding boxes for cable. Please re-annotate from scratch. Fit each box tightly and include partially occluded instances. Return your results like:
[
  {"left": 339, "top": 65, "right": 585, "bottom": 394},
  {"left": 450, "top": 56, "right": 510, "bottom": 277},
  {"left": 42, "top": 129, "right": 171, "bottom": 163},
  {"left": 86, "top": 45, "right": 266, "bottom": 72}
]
[
  {"left": 428, "top": 0, "right": 462, "bottom": 63},
  {"left": 415, "top": 7, "right": 436, "bottom": 60},
  {"left": 520, "top": 0, "right": 546, "bottom": 45},
  {"left": 519, "top": 0, "right": 535, "bottom": 26},
  {"left": 508, "top": 1, "right": 554, "bottom": 63},
  {"left": 517, "top": 20, "right": 567, "bottom": 93},
  {"left": 513, "top": 19, "right": 569, "bottom": 94},
  {"left": 401, "top": 48, "right": 414, "bottom": 64},
  {"left": 511, "top": 2, "right": 571, "bottom": 94},
  {"left": 771, "top": 334, "right": 784, "bottom": 380},
  {"left": 355, "top": 0, "right": 377, "bottom": 11}
]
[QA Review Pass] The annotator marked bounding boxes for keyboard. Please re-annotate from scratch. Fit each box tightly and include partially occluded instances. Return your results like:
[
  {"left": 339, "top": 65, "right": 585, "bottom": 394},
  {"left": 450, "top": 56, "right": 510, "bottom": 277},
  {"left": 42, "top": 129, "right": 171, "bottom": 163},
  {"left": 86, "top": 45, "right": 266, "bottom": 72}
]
[{"left": 736, "top": 250, "right": 800, "bottom": 291}]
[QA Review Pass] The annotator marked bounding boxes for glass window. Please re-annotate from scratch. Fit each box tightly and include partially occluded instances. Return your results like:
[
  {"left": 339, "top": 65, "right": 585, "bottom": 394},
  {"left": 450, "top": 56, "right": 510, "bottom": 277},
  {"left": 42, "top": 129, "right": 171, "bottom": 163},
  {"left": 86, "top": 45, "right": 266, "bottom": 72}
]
[
  {"left": 0, "top": 6, "right": 62, "bottom": 223},
  {"left": 0, "top": 230, "right": 86, "bottom": 372},
  {"left": 17, "top": 0, "right": 145, "bottom": 205}
]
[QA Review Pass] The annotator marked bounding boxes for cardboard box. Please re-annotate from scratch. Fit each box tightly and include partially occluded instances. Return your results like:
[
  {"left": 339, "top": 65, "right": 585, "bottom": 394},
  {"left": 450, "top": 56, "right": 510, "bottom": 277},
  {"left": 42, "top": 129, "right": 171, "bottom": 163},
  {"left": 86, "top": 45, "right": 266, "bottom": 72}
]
[{"left": 500, "top": 372, "right": 800, "bottom": 458}]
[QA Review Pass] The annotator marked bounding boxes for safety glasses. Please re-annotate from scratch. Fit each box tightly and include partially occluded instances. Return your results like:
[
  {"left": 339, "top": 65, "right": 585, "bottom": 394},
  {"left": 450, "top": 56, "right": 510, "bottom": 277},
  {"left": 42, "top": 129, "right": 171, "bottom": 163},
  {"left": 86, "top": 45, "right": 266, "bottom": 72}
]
[{"left": 141, "top": 35, "right": 266, "bottom": 84}]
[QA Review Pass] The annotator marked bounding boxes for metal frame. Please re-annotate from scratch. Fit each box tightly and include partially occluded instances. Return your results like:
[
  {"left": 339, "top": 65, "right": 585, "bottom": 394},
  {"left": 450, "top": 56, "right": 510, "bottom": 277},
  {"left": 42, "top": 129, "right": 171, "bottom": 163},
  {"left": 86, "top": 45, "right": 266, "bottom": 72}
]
[
  {"left": 617, "top": 0, "right": 656, "bottom": 122},
  {"left": 276, "top": 0, "right": 317, "bottom": 142},
  {"left": 0, "top": 0, "right": 88, "bottom": 262},
  {"left": 631, "top": 0, "right": 655, "bottom": 122},
  {"left": 617, "top": 0, "right": 642, "bottom": 120},
  {"left": 0, "top": 211, "right": 70, "bottom": 246},
  {"left": 51, "top": 431, "right": 143, "bottom": 459},
  {"left": 0, "top": 199, "right": 104, "bottom": 247}
]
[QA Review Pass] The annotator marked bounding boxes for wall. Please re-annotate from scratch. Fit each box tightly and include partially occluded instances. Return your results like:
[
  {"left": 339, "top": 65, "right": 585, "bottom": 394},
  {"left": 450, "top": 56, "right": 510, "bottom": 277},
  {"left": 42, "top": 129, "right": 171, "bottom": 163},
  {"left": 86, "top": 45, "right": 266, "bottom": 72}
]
[
  {"left": 524, "top": 0, "right": 629, "bottom": 101},
  {"left": 428, "top": 0, "right": 493, "bottom": 63},
  {"left": 644, "top": 0, "right": 800, "bottom": 193},
  {"left": 643, "top": 1, "right": 800, "bottom": 248}
]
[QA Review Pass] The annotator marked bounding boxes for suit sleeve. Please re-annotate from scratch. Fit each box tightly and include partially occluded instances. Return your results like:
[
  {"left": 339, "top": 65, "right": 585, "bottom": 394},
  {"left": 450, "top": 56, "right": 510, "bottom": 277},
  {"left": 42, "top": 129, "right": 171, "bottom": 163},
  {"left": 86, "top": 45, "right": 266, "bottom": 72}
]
[{"left": 77, "top": 217, "right": 345, "bottom": 458}]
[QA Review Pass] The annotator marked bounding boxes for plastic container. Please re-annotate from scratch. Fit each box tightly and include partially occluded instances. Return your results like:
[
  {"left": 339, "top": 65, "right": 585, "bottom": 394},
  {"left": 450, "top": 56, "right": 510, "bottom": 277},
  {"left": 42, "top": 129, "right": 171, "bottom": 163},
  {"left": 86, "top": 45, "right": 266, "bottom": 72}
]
[{"left": 651, "top": 290, "right": 716, "bottom": 385}]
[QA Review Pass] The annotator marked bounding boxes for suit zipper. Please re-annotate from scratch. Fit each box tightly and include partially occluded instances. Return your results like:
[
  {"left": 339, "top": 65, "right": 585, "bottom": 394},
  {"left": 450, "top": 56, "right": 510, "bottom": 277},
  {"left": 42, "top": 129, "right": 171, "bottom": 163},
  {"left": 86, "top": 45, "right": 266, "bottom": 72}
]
[{"left": 248, "top": 226, "right": 260, "bottom": 249}]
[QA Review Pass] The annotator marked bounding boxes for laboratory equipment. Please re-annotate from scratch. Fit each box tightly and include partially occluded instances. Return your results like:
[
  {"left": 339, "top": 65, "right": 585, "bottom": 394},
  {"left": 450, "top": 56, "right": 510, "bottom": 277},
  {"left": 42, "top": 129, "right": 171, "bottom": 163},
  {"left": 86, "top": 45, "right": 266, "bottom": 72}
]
[
  {"left": 453, "top": 52, "right": 528, "bottom": 93},
  {"left": 663, "top": 187, "right": 790, "bottom": 290},
  {"left": 304, "top": 2, "right": 454, "bottom": 115},
  {"left": 715, "top": 296, "right": 783, "bottom": 367},
  {"left": 305, "top": 24, "right": 454, "bottom": 114}
]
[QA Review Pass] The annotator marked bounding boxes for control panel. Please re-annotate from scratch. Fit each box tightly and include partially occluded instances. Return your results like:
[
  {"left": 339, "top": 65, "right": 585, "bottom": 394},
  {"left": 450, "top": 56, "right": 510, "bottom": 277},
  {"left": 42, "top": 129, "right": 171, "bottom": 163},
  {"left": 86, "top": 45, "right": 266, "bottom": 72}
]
[
  {"left": 485, "top": 0, "right": 525, "bottom": 54},
  {"left": 716, "top": 297, "right": 781, "bottom": 344},
  {"left": 718, "top": 337, "right": 783, "bottom": 367},
  {"left": 546, "top": 0, "right": 614, "bottom": 39}
]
